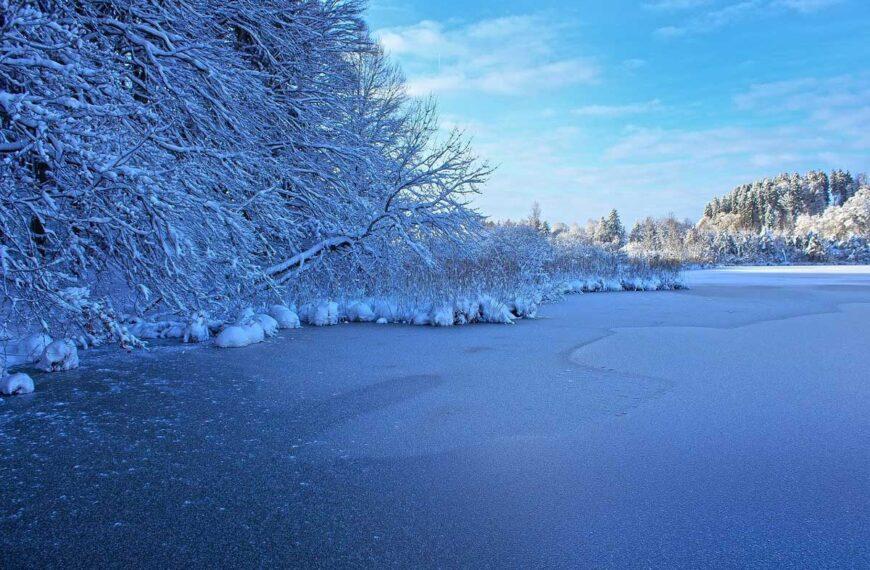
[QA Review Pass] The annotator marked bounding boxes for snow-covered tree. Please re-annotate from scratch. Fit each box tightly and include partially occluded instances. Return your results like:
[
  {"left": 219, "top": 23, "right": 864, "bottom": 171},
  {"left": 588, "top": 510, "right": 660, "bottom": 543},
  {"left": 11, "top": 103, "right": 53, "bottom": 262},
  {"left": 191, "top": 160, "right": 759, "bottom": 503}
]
[
  {"left": 0, "top": 0, "right": 489, "bottom": 336},
  {"left": 595, "top": 209, "right": 626, "bottom": 248}
]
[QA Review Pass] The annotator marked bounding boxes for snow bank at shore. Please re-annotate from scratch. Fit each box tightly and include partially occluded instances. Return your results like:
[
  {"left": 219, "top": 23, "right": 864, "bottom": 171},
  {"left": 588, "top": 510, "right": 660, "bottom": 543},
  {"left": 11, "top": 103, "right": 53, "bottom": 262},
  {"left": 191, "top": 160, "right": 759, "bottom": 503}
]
[{"left": 0, "top": 275, "right": 683, "bottom": 366}]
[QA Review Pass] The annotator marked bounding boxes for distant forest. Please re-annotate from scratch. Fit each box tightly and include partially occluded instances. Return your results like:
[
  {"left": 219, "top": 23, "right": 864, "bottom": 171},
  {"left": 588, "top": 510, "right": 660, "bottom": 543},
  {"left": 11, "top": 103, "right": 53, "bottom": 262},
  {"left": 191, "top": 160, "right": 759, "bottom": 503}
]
[
  {"left": 622, "top": 169, "right": 869, "bottom": 265},
  {"left": 699, "top": 170, "right": 864, "bottom": 234}
]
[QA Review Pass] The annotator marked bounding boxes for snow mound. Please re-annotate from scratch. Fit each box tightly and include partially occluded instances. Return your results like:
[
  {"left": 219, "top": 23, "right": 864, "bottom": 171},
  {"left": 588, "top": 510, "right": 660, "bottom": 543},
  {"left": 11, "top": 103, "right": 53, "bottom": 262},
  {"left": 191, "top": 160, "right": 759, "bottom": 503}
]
[
  {"left": 344, "top": 301, "right": 376, "bottom": 322},
  {"left": 510, "top": 297, "right": 539, "bottom": 319},
  {"left": 479, "top": 296, "right": 515, "bottom": 324},
  {"left": 1, "top": 333, "right": 53, "bottom": 369},
  {"left": 253, "top": 314, "right": 279, "bottom": 337},
  {"left": 183, "top": 313, "right": 210, "bottom": 343},
  {"left": 268, "top": 305, "right": 301, "bottom": 329},
  {"left": 36, "top": 340, "right": 79, "bottom": 372},
  {"left": 432, "top": 304, "right": 455, "bottom": 326},
  {"left": 372, "top": 299, "right": 399, "bottom": 322},
  {"left": 300, "top": 301, "right": 339, "bottom": 326},
  {"left": 411, "top": 308, "right": 431, "bottom": 326},
  {"left": 0, "top": 373, "right": 34, "bottom": 396},
  {"left": 214, "top": 323, "right": 265, "bottom": 348},
  {"left": 455, "top": 298, "right": 481, "bottom": 324}
]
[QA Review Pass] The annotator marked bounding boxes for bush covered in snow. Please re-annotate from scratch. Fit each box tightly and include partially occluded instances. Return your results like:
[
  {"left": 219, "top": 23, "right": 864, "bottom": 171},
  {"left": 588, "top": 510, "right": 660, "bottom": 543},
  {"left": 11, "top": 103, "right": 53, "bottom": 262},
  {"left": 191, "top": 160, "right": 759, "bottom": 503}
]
[
  {"left": 36, "top": 340, "right": 79, "bottom": 372},
  {"left": 278, "top": 220, "right": 682, "bottom": 328},
  {"left": 1, "top": 332, "right": 52, "bottom": 370},
  {"left": 253, "top": 314, "right": 279, "bottom": 338},
  {"left": 0, "top": 372, "right": 34, "bottom": 396},
  {"left": 214, "top": 324, "right": 265, "bottom": 349},
  {"left": 268, "top": 306, "right": 301, "bottom": 330},
  {"left": 183, "top": 313, "right": 211, "bottom": 344}
]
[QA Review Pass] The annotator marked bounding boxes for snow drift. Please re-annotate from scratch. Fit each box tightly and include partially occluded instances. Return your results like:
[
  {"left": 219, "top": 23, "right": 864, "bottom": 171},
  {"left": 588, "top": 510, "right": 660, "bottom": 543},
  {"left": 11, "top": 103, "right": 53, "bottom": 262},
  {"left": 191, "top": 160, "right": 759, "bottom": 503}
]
[
  {"left": 0, "top": 373, "right": 34, "bottom": 396},
  {"left": 214, "top": 324, "right": 266, "bottom": 349}
]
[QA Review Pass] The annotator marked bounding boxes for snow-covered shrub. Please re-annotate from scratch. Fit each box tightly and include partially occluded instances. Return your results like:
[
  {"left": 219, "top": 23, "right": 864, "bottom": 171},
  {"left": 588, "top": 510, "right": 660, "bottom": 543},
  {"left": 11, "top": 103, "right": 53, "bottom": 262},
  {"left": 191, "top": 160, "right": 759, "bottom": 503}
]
[
  {"left": 344, "top": 301, "right": 376, "bottom": 323},
  {"left": 128, "top": 320, "right": 163, "bottom": 341},
  {"left": 268, "top": 306, "right": 301, "bottom": 329},
  {"left": 236, "top": 308, "right": 256, "bottom": 326},
  {"left": 299, "top": 302, "right": 340, "bottom": 327},
  {"left": 183, "top": 314, "right": 211, "bottom": 344},
  {"left": 214, "top": 324, "right": 265, "bottom": 349},
  {"left": 431, "top": 305, "right": 455, "bottom": 327},
  {"left": 510, "top": 297, "right": 539, "bottom": 319},
  {"left": 411, "top": 309, "right": 432, "bottom": 326},
  {"left": 4, "top": 333, "right": 53, "bottom": 368},
  {"left": 455, "top": 298, "right": 481, "bottom": 324},
  {"left": 36, "top": 340, "right": 79, "bottom": 372},
  {"left": 253, "top": 314, "right": 279, "bottom": 338},
  {"left": 0, "top": 373, "right": 34, "bottom": 396},
  {"left": 372, "top": 299, "right": 400, "bottom": 322},
  {"left": 479, "top": 296, "right": 515, "bottom": 324},
  {"left": 161, "top": 322, "right": 186, "bottom": 340}
]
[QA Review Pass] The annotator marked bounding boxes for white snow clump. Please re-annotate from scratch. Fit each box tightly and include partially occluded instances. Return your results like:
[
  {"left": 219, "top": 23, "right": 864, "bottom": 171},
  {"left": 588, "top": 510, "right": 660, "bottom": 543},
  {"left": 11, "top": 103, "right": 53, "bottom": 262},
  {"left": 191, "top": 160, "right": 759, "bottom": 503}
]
[{"left": 36, "top": 340, "right": 79, "bottom": 372}]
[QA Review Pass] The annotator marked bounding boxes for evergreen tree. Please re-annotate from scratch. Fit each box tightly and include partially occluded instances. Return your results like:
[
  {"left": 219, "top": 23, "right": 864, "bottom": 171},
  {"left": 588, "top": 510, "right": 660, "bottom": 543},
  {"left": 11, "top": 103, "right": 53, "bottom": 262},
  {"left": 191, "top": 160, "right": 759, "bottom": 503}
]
[
  {"left": 596, "top": 209, "right": 626, "bottom": 248},
  {"left": 830, "top": 170, "right": 856, "bottom": 206}
]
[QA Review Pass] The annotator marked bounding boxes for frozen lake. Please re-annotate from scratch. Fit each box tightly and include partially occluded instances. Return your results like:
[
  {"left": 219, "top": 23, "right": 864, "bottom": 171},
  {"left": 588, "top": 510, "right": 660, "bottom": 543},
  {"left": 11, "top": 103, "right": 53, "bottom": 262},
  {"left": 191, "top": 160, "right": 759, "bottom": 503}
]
[{"left": 2, "top": 266, "right": 869, "bottom": 567}]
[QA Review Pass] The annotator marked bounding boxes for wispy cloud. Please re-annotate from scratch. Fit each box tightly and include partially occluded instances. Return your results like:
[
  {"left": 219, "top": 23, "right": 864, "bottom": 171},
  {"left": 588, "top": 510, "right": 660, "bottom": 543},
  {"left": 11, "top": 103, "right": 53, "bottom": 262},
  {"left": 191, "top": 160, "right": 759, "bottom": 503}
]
[
  {"left": 463, "top": 72, "right": 868, "bottom": 224},
  {"left": 572, "top": 99, "right": 663, "bottom": 118},
  {"left": 773, "top": 0, "right": 843, "bottom": 13},
  {"left": 607, "top": 74, "right": 869, "bottom": 162},
  {"left": 734, "top": 73, "right": 870, "bottom": 145},
  {"left": 374, "top": 15, "right": 599, "bottom": 96},
  {"left": 643, "top": 0, "right": 713, "bottom": 10},
  {"left": 654, "top": 0, "right": 843, "bottom": 37}
]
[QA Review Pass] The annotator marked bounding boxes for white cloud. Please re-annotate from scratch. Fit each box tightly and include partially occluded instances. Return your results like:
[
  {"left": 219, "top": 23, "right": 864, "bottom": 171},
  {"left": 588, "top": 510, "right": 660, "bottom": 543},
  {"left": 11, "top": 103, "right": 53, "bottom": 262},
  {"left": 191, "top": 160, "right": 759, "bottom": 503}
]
[
  {"left": 462, "top": 73, "right": 868, "bottom": 225},
  {"left": 643, "top": 0, "right": 713, "bottom": 10},
  {"left": 654, "top": 0, "right": 843, "bottom": 37},
  {"left": 376, "top": 20, "right": 455, "bottom": 58},
  {"left": 374, "top": 15, "right": 599, "bottom": 96},
  {"left": 572, "top": 99, "right": 662, "bottom": 118},
  {"left": 773, "top": 0, "right": 843, "bottom": 13},
  {"left": 622, "top": 58, "right": 647, "bottom": 70}
]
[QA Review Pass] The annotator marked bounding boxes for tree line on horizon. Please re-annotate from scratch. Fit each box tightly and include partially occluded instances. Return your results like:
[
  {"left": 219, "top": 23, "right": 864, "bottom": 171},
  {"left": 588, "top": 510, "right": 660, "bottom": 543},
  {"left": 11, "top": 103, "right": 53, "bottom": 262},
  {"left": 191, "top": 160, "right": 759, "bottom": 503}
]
[{"left": 509, "top": 169, "right": 869, "bottom": 266}]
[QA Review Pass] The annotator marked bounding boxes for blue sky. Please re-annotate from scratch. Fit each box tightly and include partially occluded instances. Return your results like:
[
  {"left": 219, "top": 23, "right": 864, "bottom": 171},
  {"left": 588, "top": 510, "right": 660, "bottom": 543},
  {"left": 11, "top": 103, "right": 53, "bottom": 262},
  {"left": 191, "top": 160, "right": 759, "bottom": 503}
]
[{"left": 366, "top": 0, "right": 870, "bottom": 226}]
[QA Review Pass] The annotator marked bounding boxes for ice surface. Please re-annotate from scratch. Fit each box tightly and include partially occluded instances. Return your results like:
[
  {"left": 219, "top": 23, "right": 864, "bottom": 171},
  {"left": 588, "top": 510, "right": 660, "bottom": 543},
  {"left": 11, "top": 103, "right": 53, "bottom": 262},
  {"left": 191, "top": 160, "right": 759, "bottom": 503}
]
[{"left": 1, "top": 266, "right": 868, "bottom": 567}]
